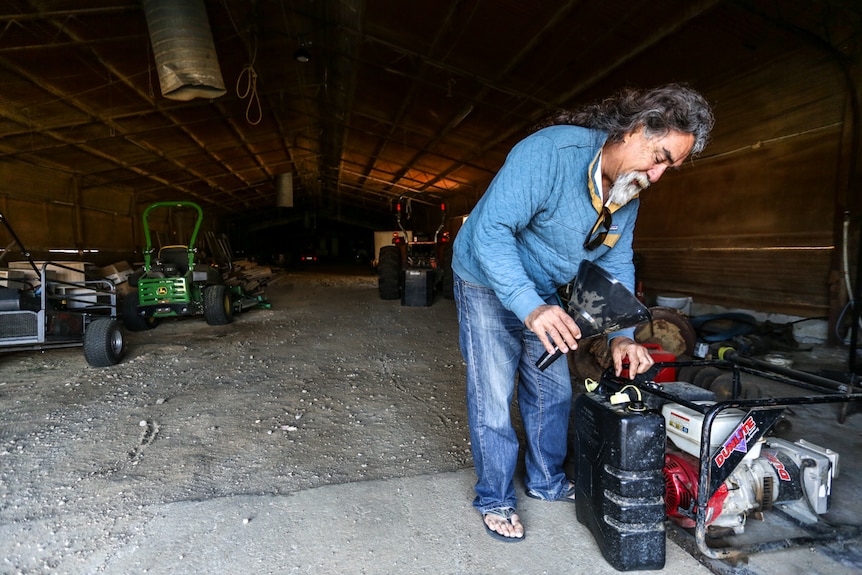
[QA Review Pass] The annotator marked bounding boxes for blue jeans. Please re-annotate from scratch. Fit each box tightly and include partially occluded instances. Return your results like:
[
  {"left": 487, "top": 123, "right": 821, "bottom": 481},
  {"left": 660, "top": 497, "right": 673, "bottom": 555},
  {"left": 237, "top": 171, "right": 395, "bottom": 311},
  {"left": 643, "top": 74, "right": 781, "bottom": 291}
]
[{"left": 453, "top": 272, "right": 572, "bottom": 514}]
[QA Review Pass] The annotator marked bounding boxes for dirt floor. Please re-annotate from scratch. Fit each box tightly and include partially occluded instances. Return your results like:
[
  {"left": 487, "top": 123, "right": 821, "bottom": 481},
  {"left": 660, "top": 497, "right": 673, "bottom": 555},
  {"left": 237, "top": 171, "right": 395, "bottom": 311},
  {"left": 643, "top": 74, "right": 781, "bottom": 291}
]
[
  {"left": 1, "top": 264, "right": 476, "bottom": 573},
  {"left": 1, "top": 264, "right": 861, "bottom": 575}
]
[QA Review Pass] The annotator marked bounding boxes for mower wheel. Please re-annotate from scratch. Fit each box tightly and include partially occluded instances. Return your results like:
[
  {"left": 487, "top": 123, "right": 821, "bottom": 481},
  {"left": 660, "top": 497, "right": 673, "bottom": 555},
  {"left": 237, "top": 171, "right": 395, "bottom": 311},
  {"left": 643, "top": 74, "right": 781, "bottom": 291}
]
[
  {"left": 121, "top": 290, "right": 158, "bottom": 331},
  {"left": 83, "top": 318, "right": 125, "bottom": 367},
  {"left": 204, "top": 284, "right": 233, "bottom": 325}
]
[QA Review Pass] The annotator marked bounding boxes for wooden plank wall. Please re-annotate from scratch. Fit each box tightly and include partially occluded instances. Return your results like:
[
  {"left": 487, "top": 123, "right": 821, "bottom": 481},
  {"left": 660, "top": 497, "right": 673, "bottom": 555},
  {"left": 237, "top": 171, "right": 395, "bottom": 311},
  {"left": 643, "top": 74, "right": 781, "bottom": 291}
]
[
  {"left": 634, "top": 47, "right": 854, "bottom": 320},
  {"left": 0, "top": 163, "right": 136, "bottom": 266},
  {"left": 0, "top": 160, "right": 225, "bottom": 267}
]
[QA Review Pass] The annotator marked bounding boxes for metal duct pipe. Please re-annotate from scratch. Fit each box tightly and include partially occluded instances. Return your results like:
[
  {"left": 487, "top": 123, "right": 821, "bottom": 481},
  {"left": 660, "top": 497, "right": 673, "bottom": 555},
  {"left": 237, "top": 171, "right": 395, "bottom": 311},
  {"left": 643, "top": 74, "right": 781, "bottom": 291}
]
[
  {"left": 275, "top": 173, "right": 294, "bottom": 208},
  {"left": 143, "top": 0, "right": 226, "bottom": 101}
]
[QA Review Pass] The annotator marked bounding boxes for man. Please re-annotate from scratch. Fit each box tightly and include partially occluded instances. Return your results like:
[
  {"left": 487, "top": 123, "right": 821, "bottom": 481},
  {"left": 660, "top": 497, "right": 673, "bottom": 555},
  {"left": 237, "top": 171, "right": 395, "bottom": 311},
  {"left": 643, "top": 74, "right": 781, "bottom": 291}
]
[{"left": 451, "top": 84, "right": 714, "bottom": 542}]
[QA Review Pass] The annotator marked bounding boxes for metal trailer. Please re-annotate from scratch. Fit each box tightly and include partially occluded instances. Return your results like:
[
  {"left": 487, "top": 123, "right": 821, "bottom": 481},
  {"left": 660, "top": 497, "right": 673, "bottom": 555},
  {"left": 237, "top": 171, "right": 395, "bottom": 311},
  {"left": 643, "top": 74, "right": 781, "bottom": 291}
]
[{"left": 0, "top": 213, "right": 124, "bottom": 367}]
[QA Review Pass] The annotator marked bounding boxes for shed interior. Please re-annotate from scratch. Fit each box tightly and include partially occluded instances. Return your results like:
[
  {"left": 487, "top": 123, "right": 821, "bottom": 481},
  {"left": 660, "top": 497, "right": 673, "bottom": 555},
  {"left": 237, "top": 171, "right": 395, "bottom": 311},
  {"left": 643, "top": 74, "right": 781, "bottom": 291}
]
[{"left": 0, "top": 0, "right": 859, "bottom": 340}]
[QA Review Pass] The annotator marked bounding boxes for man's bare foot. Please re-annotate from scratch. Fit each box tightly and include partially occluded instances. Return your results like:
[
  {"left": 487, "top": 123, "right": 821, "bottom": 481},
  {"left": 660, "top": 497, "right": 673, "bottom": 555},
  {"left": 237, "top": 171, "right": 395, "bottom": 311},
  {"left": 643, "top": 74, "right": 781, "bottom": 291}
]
[{"left": 483, "top": 508, "right": 524, "bottom": 541}]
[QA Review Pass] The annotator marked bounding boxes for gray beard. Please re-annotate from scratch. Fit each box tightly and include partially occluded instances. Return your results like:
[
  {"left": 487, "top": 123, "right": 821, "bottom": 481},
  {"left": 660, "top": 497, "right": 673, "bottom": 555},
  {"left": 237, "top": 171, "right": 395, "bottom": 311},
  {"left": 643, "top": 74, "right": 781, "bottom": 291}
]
[{"left": 607, "top": 172, "right": 650, "bottom": 206}]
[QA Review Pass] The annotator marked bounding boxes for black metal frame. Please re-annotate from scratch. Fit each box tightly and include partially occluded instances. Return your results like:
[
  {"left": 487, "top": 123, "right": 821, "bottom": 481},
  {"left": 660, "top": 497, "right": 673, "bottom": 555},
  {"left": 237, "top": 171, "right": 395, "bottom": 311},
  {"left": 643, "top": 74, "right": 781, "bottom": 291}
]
[
  {"left": 599, "top": 353, "right": 862, "bottom": 560},
  {"left": 850, "top": 211, "right": 862, "bottom": 377}
]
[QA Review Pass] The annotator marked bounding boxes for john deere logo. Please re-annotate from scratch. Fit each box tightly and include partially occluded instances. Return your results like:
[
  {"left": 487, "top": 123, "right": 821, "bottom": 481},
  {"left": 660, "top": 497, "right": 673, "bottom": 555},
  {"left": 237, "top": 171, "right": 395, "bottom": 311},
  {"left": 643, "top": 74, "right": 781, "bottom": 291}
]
[{"left": 157, "top": 286, "right": 168, "bottom": 296}]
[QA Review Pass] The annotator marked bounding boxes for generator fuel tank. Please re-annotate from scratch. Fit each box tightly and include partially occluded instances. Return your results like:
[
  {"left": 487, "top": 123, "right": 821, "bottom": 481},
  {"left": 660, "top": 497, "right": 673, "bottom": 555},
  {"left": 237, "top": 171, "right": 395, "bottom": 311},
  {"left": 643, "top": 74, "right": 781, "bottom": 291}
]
[{"left": 573, "top": 391, "right": 667, "bottom": 571}]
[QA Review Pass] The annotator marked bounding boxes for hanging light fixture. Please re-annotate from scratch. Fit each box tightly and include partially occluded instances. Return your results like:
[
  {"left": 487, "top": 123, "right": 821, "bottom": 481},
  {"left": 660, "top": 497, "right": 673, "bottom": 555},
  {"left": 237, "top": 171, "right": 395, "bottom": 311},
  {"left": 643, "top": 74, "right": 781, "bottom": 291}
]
[{"left": 294, "top": 46, "right": 311, "bottom": 63}]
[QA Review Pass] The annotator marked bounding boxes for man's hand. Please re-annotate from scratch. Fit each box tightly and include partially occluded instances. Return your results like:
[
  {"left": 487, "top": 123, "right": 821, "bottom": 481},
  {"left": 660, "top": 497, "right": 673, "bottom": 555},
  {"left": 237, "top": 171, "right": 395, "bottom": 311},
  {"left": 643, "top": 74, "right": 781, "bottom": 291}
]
[
  {"left": 610, "top": 336, "right": 655, "bottom": 379},
  {"left": 525, "top": 304, "right": 582, "bottom": 355}
]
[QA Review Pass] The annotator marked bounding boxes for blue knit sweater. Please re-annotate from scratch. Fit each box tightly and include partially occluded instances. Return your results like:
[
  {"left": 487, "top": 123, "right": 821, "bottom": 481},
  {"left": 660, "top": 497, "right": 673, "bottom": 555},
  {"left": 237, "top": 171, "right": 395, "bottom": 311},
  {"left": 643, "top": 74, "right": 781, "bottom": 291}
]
[{"left": 452, "top": 125, "right": 639, "bottom": 330}]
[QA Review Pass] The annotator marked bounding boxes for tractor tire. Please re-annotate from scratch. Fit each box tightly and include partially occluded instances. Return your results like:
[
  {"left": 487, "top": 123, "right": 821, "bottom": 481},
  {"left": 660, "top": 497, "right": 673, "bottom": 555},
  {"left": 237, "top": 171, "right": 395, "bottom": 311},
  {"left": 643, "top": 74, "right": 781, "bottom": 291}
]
[
  {"left": 204, "top": 284, "right": 234, "bottom": 325},
  {"left": 83, "top": 318, "right": 124, "bottom": 367},
  {"left": 441, "top": 243, "right": 454, "bottom": 300},
  {"left": 378, "top": 245, "right": 401, "bottom": 300},
  {"left": 121, "top": 290, "right": 158, "bottom": 332}
]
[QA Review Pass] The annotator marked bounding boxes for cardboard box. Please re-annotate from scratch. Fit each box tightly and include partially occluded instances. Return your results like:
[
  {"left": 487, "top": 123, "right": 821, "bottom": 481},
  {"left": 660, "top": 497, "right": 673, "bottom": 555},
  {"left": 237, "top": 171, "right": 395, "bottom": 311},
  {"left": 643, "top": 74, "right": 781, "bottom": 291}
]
[
  {"left": 115, "top": 281, "right": 133, "bottom": 296},
  {"left": 53, "top": 286, "right": 112, "bottom": 309},
  {"left": 0, "top": 269, "right": 30, "bottom": 290},
  {"left": 97, "top": 261, "right": 133, "bottom": 285},
  {"left": 1, "top": 266, "right": 57, "bottom": 288}
]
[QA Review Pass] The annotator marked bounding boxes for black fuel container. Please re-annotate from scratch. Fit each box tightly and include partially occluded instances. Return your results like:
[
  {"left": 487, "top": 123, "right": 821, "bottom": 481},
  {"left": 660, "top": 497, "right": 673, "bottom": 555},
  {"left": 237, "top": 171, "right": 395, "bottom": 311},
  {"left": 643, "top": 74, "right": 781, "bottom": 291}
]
[{"left": 572, "top": 391, "right": 666, "bottom": 571}]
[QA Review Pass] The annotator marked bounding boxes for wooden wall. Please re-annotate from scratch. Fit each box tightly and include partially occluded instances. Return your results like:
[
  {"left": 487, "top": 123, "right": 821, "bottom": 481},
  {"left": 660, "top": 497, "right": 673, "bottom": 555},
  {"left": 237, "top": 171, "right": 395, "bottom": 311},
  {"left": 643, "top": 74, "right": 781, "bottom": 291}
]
[
  {"left": 0, "top": 163, "right": 137, "bottom": 266},
  {"left": 0, "top": 162, "right": 227, "bottom": 267},
  {"left": 634, "top": 46, "right": 858, "bottom": 326},
  {"left": 0, "top": 8, "right": 857, "bottom": 336}
]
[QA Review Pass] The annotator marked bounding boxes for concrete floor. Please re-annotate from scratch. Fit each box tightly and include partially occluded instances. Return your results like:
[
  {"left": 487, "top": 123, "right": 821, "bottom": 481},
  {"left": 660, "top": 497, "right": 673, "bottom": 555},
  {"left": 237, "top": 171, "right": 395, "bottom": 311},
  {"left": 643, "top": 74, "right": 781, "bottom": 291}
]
[
  {"left": 5, "top": 448, "right": 858, "bottom": 575},
  {"left": 0, "top": 268, "right": 862, "bottom": 575},
  {"left": 26, "top": 469, "right": 715, "bottom": 575},
  {"left": 107, "top": 280, "right": 862, "bottom": 575}
]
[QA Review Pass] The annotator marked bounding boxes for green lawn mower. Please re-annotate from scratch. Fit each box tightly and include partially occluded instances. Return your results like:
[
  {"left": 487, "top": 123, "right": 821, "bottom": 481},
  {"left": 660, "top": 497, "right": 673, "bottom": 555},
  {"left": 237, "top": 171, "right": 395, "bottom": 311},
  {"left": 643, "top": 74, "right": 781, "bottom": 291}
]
[{"left": 123, "top": 201, "right": 268, "bottom": 331}]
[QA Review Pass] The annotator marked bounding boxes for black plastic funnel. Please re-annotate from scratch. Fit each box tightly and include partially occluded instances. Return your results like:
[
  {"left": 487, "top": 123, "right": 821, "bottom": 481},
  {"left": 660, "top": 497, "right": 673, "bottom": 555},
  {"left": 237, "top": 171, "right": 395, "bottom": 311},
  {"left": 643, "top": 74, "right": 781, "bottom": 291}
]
[{"left": 535, "top": 260, "right": 652, "bottom": 371}]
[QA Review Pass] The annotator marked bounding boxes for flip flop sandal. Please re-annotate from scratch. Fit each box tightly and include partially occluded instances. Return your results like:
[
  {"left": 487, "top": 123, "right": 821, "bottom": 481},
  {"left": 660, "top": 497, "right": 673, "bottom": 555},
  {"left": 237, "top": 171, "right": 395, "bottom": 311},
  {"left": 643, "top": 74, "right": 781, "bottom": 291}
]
[{"left": 483, "top": 507, "right": 525, "bottom": 542}]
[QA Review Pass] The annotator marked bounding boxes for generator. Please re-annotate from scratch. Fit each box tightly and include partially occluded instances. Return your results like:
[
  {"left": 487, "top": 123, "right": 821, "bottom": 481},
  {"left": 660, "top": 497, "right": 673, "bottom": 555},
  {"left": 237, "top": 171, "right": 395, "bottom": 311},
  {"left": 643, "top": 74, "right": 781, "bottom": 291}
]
[
  {"left": 662, "top": 400, "right": 837, "bottom": 534},
  {"left": 574, "top": 354, "right": 861, "bottom": 567}
]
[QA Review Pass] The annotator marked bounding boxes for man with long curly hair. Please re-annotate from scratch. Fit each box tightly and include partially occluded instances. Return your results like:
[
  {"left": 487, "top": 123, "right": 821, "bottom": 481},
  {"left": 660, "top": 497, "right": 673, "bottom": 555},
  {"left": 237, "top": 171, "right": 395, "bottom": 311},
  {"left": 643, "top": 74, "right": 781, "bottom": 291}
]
[{"left": 452, "top": 84, "right": 714, "bottom": 542}]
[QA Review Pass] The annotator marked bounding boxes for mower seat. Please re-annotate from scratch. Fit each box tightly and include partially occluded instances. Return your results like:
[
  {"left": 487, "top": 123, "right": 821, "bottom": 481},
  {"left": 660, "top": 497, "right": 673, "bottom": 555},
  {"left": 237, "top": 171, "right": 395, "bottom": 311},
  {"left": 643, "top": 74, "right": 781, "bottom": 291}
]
[{"left": 158, "top": 245, "right": 190, "bottom": 275}]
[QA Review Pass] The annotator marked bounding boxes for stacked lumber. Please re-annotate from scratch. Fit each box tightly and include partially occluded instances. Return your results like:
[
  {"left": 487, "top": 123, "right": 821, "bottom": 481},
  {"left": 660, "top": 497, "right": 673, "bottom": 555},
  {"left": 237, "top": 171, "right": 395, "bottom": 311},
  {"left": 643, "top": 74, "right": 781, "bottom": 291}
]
[{"left": 225, "top": 260, "right": 273, "bottom": 295}]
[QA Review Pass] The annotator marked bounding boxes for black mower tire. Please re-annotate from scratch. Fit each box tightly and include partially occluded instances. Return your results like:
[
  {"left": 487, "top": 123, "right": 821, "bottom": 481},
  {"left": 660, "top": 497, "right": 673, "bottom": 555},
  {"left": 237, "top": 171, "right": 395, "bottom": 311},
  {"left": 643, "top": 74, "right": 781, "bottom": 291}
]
[
  {"left": 83, "top": 318, "right": 125, "bottom": 367},
  {"left": 204, "top": 284, "right": 234, "bottom": 325},
  {"left": 121, "top": 290, "right": 158, "bottom": 332},
  {"left": 378, "top": 245, "right": 401, "bottom": 300}
]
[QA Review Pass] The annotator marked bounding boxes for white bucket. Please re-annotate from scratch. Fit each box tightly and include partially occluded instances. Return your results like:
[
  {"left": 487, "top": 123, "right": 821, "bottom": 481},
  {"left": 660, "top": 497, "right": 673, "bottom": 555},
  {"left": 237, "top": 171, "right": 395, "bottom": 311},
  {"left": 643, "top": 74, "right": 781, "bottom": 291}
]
[{"left": 656, "top": 294, "right": 692, "bottom": 315}]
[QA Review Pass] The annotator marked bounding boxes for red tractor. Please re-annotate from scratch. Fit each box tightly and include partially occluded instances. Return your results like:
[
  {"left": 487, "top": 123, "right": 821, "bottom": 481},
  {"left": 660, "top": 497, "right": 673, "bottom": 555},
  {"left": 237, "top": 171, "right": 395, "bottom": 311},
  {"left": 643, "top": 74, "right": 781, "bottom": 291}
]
[{"left": 377, "top": 194, "right": 451, "bottom": 305}]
